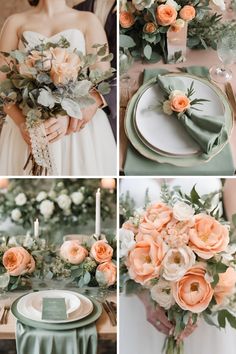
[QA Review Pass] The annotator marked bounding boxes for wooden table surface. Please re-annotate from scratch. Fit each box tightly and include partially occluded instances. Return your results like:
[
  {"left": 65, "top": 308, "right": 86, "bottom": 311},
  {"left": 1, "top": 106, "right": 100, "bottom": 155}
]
[{"left": 0, "top": 292, "right": 116, "bottom": 341}]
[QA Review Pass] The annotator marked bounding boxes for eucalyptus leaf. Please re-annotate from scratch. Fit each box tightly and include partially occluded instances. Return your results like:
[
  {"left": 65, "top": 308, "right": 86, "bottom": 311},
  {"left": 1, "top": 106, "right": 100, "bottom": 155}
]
[
  {"left": 61, "top": 98, "right": 82, "bottom": 119},
  {"left": 37, "top": 89, "right": 56, "bottom": 109},
  {"left": 143, "top": 44, "right": 152, "bottom": 60},
  {"left": 83, "top": 271, "right": 91, "bottom": 285},
  {"left": 120, "top": 34, "right": 136, "bottom": 49},
  {"left": 77, "top": 95, "right": 95, "bottom": 109},
  {"left": 9, "top": 50, "right": 26, "bottom": 63},
  {"left": 97, "top": 82, "right": 110, "bottom": 95},
  {"left": 74, "top": 80, "right": 92, "bottom": 96}
]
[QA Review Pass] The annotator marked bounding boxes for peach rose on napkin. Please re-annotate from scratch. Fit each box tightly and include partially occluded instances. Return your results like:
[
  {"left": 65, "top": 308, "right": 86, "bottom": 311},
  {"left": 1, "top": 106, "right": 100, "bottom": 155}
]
[
  {"left": 214, "top": 267, "right": 236, "bottom": 305},
  {"left": 139, "top": 203, "right": 172, "bottom": 236},
  {"left": 50, "top": 48, "right": 80, "bottom": 85},
  {"left": 90, "top": 240, "right": 113, "bottom": 263},
  {"left": 96, "top": 261, "right": 117, "bottom": 286},
  {"left": 3, "top": 246, "right": 35, "bottom": 276},
  {"left": 189, "top": 214, "right": 229, "bottom": 259},
  {"left": 179, "top": 5, "right": 196, "bottom": 21},
  {"left": 173, "top": 264, "right": 214, "bottom": 313},
  {"left": 120, "top": 10, "right": 135, "bottom": 28},
  {"left": 170, "top": 94, "right": 190, "bottom": 113},
  {"left": 60, "top": 240, "right": 88, "bottom": 264},
  {"left": 126, "top": 239, "right": 167, "bottom": 285},
  {"left": 156, "top": 5, "right": 177, "bottom": 26}
]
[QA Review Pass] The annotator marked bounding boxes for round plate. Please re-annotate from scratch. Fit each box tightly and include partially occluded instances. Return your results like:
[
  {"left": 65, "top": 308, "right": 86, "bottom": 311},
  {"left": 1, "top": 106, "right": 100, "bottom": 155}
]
[
  {"left": 17, "top": 291, "right": 93, "bottom": 324},
  {"left": 11, "top": 295, "right": 102, "bottom": 331},
  {"left": 125, "top": 73, "right": 233, "bottom": 166}
]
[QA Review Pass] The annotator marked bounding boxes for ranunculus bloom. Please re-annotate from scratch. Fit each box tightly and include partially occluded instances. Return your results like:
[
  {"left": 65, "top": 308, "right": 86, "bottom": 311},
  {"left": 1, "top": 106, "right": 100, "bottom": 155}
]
[
  {"left": 173, "top": 201, "right": 194, "bottom": 221},
  {"left": 159, "top": 218, "right": 193, "bottom": 247},
  {"left": 179, "top": 5, "right": 196, "bottom": 21},
  {"left": 170, "top": 19, "right": 185, "bottom": 32},
  {"left": 96, "top": 261, "right": 117, "bottom": 286},
  {"left": 120, "top": 11, "right": 135, "bottom": 28},
  {"left": 3, "top": 246, "right": 35, "bottom": 276},
  {"left": 170, "top": 94, "right": 190, "bottom": 113},
  {"left": 156, "top": 5, "right": 177, "bottom": 26},
  {"left": 139, "top": 203, "right": 172, "bottom": 236},
  {"left": 163, "top": 246, "right": 196, "bottom": 281},
  {"left": 90, "top": 240, "right": 113, "bottom": 263},
  {"left": 189, "top": 214, "right": 229, "bottom": 259},
  {"left": 60, "top": 240, "right": 88, "bottom": 264},
  {"left": 214, "top": 267, "right": 236, "bottom": 305},
  {"left": 126, "top": 239, "right": 167, "bottom": 285},
  {"left": 50, "top": 48, "right": 81, "bottom": 85},
  {"left": 173, "top": 264, "right": 214, "bottom": 313},
  {"left": 144, "top": 22, "right": 157, "bottom": 33}
]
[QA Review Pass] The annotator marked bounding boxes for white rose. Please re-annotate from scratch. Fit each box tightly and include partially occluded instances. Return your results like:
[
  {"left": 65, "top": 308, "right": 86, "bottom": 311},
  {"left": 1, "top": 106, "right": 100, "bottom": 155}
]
[
  {"left": 151, "top": 278, "right": 174, "bottom": 309},
  {"left": 71, "top": 192, "right": 84, "bottom": 205},
  {"left": 166, "top": 0, "right": 181, "bottom": 10},
  {"left": 163, "top": 246, "right": 196, "bottom": 281},
  {"left": 11, "top": 209, "right": 22, "bottom": 221},
  {"left": 163, "top": 100, "right": 173, "bottom": 115},
  {"left": 221, "top": 244, "right": 236, "bottom": 265},
  {"left": 211, "top": 0, "right": 225, "bottom": 11},
  {"left": 8, "top": 236, "right": 18, "bottom": 246},
  {"left": 132, "top": 0, "right": 155, "bottom": 10},
  {"left": 173, "top": 201, "right": 194, "bottom": 221},
  {"left": 57, "top": 194, "right": 72, "bottom": 210},
  {"left": 40, "top": 199, "right": 54, "bottom": 219},
  {"left": 119, "top": 228, "right": 136, "bottom": 257},
  {"left": 15, "top": 193, "right": 27, "bottom": 206},
  {"left": 169, "top": 90, "right": 185, "bottom": 99},
  {"left": 36, "top": 191, "right": 47, "bottom": 202}
]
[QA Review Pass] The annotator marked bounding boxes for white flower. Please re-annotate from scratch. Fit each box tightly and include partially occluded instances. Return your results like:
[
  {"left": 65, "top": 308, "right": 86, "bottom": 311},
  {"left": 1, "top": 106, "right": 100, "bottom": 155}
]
[
  {"left": 11, "top": 209, "right": 22, "bottom": 221},
  {"left": 132, "top": 0, "right": 155, "bottom": 10},
  {"left": 169, "top": 90, "right": 185, "bottom": 99},
  {"left": 162, "top": 246, "right": 196, "bottom": 281},
  {"left": 166, "top": 0, "right": 181, "bottom": 10},
  {"left": 57, "top": 194, "right": 71, "bottom": 210},
  {"left": 71, "top": 192, "right": 84, "bottom": 205},
  {"left": 173, "top": 201, "right": 194, "bottom": 221},
  {"left": 36, "top": 191, "right": 47, "bottom": 202},
  {"left": 119, "top": 228, "right": 136, "bottom": 257},
  {"left": 163, "top": 100, "right": 173, "bottom": 115},
  {"left": 40, "top": 199, "right": 54, "bottom": 219},
  {"left": 151, "top": 278, "right": 174, "bottom": 309},
  {"left": 211, "top": 0, "right": 225, "bottom": 11},
  {"left": 15, "top": 193, "right": 27, "bottom": 206},
  {"left": 8, "top": 236, "right": 18, "bottom": 246},
  {"left": 23, "top": 235, "right": 34, "bottom": 249},
  {"left": 48, "top": 190, "right": 56, "bottom": 199},
  {"left": 221, "top": 244, "right": 236, "bottom": 265}
]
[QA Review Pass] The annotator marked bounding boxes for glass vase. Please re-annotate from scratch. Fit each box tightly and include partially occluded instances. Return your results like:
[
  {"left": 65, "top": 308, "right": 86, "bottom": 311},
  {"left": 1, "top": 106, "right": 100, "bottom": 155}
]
[
  {"left": 164, "top": 337, "right": 184, "bottom": 354},
  {"left": 167, "top": 23, "right": 188, "bottom": 64}
]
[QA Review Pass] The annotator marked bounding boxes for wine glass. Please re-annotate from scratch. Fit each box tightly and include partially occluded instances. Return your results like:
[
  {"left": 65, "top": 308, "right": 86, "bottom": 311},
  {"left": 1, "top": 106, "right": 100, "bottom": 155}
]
[
  {"left": 0, "top": 272, "right": 10, "bottom": 300},
  {"left": 210, "top": 34, "right": 236, "bottom": 83}
]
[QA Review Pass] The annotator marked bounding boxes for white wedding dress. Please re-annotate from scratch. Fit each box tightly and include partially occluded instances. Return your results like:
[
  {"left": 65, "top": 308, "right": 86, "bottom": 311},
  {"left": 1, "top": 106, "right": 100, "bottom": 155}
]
[
  {"left": 0, "top": 29, "right": 116, "bottom": 176},
  {"left": 120, "top": 178, "right": 236, "bottom": 354}
]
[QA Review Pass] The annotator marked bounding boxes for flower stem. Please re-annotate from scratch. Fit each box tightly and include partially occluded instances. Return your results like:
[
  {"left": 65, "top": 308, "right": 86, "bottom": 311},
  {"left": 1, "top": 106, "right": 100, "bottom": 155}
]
[{"left": 163, "top": 337, "right": 184, "bottom": 354}]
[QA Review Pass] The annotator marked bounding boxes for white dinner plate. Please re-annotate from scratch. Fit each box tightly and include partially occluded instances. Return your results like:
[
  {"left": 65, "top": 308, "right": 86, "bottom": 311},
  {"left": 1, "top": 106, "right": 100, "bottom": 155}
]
[
  {"left": 17, "top": 291, "right": 93, "bottom": 324},
  {"left": 134, "top": 74, "right": 225, "bottom": 156}
]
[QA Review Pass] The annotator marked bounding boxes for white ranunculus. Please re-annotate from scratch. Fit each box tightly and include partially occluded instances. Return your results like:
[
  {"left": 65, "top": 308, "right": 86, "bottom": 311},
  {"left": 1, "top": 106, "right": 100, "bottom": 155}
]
[
  {"left": 211, "top": 0, "right": 225, "bottom": 11},
  {"left": 163, "top": 100, "right": 173, "bottom": 115},
  {"left": 36, "top": 191, "right": 47, "bottom": 202},
  {"left": 71, "top": 192, "right": 84, "bottom": 205},
  {"left": 151, "top": 278, "right": 174, "bottom": 309},
  {"left": 11, "top": 208, "right": 22, "bottom": 221},
  {"left": 163, "top": 246, "right": 196, "bottom": 281},
  {"left": 57, "top": 194, "right": 72, "bottom": 210},
  {"left": 119, "top": 228, "right": 136, "bottom": 257},
  {"left": 169, "top": 90, "right": 185, "bottom": 99},
  {"left": 15, "top": 193, "right": 27, "bottom": 206},
  {"left": 173, "top": 201, "right": 194, "bottom": 221},
  {"left": 40, "top": 200, "right": 54, "bottom": 219},
  {"left": 166, "top": 0, "right": 181, "bottom": 10}
]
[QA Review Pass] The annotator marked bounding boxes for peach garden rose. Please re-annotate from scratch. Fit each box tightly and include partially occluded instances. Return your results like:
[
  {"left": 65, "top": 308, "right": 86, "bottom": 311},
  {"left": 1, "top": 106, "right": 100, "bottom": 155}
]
[
  {"left": 179, "top": 5, "right": 196, "bottom": 21},
  {"left": 156, "top": 4, "right": 177, "bottom": 26},
  {"left": 144, "top": 22, "right": 157, "bottom": 33},
  {"left": 3, "top": 246, "right": 35, "bottom": 276},
  {"left": 120, "top": 10, "right": 135, "bottom": 28},
  {"left": 170, "top": 94, "right": 190, "bottom": 113},
  {"left": 214, "top": 267, "right": 236, "bottom": 305},
  {"left": 96, "top": 261, "right": 117, "bottom": 286},
  {"left": 90, "top": 240, "right": 113, "bottom": 263},
  {"left": 60, "top": 240, "right": 88, "bottom": 265}
]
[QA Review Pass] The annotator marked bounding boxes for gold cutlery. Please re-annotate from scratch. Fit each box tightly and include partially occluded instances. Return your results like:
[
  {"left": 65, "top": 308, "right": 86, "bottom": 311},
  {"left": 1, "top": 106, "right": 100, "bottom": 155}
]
[
  {"left": 105, "top": 300, "right": 117, "bottom": 325},
  {"left": 102, "top": 302, "right": 116, "bottom": 327},
  {"left": 3, "top": 305, "right": 10, "bottom": 324},
  {"left": 0, "top": 305, "right": 8, "bottom": 325},
  {"left": 225, "top": 82, "right": 236, "bottom": 117}
]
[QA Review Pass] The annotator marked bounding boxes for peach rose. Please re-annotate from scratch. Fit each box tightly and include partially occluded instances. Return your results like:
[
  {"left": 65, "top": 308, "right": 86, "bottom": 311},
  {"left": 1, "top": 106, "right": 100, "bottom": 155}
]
[
  {"left": 123, "top": 221, "right": 138, "bottom": 235},
  {"left": 173, "top": 264, "right": 214, "bottom": 313},
  {"left": 139, "top": 203, "right": 172, "bottom": 236},
  {"left": 120, "top": 11, "right": 135, "bottom": 28},
  {"left": 90, "top": 240, "right": 113, "bottom": 263},
  {"left": 96, "top": 261, "right": 117, "bottom": 286},
  {"left": 170, "top": 94, "right": 190, "bottom": 113},
  {"left": 144, "top": 22, "right": 157, "bottom": 34},
  {"left": 179, "top": 5, "right": 196, "bottom": 21},
  {"left": 170, "top": 19, "right": 185, "bottom": 32},
  {"left": 126, "top": 239, "right": 167, "bottom": 285},
  {"left": 50, "top": 48, "right": 81, "bottom": 85},
  {"left": 189, "top": 214, "right": 229, "bottom": 259},
  {"left": 156, "top": 5, "right": 177, "bottom": 26},
  {"left": 214, "top": 267, "right": 236, "bottom": 305},
  {"left": 3, "top": 246, "right": 35, "bottom": 276},
  {"left": 60, "top": 240, "right": 88, "bottom": 264}
]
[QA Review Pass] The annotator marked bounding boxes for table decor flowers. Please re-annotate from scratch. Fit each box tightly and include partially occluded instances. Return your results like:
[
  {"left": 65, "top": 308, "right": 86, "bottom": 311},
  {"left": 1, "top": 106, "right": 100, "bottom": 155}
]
[
  {"left": 0, "top": 36, "right": 114, "bottom": 175},
  {"left": 119, "top": 183, "right": 236, "bottom": 354}
]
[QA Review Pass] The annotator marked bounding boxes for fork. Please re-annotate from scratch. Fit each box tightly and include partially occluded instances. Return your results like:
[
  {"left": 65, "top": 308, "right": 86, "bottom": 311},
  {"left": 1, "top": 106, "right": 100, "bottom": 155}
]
[
  {"left": 0, "top": 306, "right": 8, "bottom": 325},
  {"left": 3, "top": 305, "right": 10, "bottom": 325}
]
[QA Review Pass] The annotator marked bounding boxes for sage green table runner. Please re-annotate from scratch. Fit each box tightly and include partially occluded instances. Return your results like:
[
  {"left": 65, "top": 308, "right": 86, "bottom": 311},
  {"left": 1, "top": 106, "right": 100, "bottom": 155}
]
[{"left": 124, "top": 66, "right": 234, "bottom": 176}]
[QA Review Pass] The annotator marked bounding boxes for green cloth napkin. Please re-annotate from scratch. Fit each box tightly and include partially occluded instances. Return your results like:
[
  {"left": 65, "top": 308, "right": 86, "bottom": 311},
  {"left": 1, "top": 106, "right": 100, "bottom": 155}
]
[
  {"left": 16, "top": 321, "right": 97, "bottom": 354},
  {"left": 42, "top": 298, "right": 67, "bottom": 321},
  {"left": 124, "top": 66, "right": 234, "bottom": 176},
  {"left": 156, "top": 74, "right": 226, "bottom": 155}
]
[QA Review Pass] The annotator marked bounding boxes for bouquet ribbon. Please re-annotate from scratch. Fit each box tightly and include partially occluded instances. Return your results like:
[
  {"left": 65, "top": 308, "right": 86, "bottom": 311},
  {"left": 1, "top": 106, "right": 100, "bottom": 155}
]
[{"left": 156, "top": 74, "right": 227, "bottom": 156}]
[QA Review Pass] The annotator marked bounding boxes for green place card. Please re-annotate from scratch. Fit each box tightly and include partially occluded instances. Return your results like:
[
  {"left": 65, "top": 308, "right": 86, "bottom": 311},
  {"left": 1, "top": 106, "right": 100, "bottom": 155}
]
[{"left": 42, "top": 298, "right": 67, "bottom": 321}]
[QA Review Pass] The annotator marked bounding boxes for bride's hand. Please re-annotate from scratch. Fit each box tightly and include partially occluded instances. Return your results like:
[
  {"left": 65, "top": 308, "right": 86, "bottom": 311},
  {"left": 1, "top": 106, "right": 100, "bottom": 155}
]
[
  {"left": 18, "top": 123, "right": 31, "bottom": 146},
  {"left": 44, "top": 115, "right": 69, "bottom": 143},
  {"left": 66, "top": 117, "right": 86, "bottom": 135}
]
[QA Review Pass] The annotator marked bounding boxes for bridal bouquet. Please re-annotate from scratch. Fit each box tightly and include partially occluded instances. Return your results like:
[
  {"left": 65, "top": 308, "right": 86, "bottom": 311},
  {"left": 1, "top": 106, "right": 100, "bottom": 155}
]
[
  {"left": 0, "top": 36, "right": 114, "bottom": 174},
  {"left": 120, "top": 185, "right": 236, "bottom": 354}
]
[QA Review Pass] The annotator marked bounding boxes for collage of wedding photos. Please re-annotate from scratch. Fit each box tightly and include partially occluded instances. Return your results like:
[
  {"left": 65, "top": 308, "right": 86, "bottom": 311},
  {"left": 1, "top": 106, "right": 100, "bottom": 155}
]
[{"left": 0, "top": 1, "right": 236, "bottom": 354}]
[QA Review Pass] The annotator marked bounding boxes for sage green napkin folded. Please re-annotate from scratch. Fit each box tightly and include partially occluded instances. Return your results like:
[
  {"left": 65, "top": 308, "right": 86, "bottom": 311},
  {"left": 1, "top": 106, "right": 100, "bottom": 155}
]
[
  {"left": 42, "top": 298, "right": 67, "bottom": 321},
  {"left": 156, "top": 74, "right": 226, "bottom": 155},
  {"left": 16, "top": 321, "right": 97, "bottom": 354}
]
